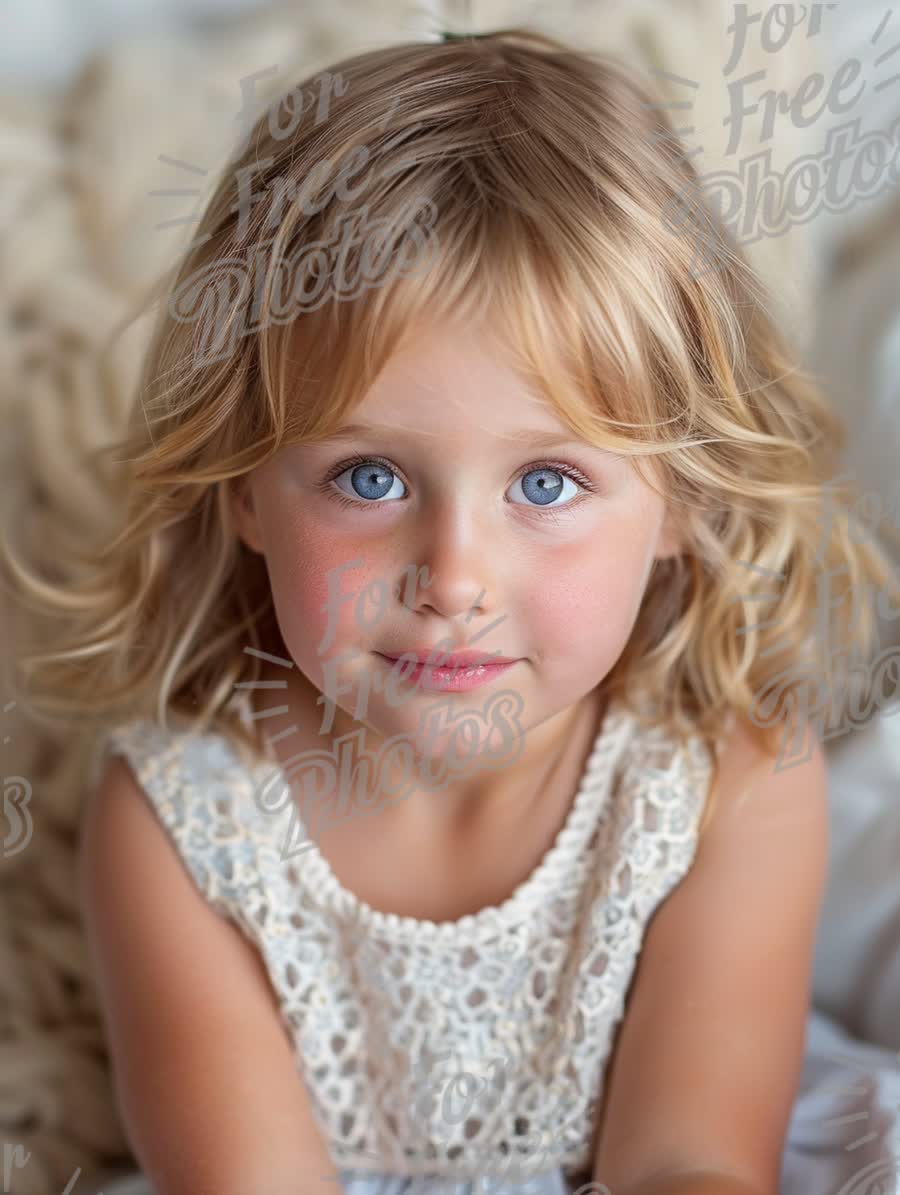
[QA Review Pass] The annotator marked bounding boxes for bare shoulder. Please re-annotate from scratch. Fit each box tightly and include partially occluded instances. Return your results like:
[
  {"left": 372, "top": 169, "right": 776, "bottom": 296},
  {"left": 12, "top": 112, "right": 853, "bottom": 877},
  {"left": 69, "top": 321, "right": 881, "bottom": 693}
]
[
  {"left": 591, "top": 713, "right": 830, "bottom": 1193},
  {"left": 702, "top": 711, "right": 830, "bottom": 845}
]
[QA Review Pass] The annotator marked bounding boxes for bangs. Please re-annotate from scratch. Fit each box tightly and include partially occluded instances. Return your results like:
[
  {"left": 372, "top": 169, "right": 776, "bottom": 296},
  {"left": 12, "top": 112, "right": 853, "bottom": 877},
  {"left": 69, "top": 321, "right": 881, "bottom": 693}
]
[
  {"left": 238, "top": 72, "right": 736, "bottom": 489},
  {"left": 251, "top": 195, "right": 708, "bottom": 486}
]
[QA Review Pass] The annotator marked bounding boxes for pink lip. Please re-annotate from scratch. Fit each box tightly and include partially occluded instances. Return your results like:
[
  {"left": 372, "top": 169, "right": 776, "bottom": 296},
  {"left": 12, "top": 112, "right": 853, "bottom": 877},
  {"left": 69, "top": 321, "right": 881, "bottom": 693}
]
[
  {"left": 379, "top": 648, "right": 518, "bottom": 667},
  {"left": 375, "top": 652, "right": 520, "bottom": 693}
]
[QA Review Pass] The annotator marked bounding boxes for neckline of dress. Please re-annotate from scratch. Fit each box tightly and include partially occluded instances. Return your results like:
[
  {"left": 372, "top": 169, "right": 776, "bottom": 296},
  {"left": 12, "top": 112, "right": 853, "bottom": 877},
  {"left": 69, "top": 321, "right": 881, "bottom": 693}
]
[{"left": 247, "top": 693, "right": 635, "bottom": 943}]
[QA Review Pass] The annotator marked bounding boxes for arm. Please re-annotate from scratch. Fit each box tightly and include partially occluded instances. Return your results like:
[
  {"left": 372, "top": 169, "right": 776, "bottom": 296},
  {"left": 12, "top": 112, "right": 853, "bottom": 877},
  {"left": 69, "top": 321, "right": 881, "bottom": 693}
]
[
  {"left": 591, "top": 715, "right": 830, "bottom": 1195},
  {"left": 80, "top": 756, "right": 340, "bottom": 1195}
]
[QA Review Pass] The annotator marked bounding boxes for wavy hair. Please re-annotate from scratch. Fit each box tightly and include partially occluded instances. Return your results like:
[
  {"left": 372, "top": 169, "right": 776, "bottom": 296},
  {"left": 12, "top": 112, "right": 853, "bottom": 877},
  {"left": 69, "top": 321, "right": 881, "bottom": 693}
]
[{"left": 5, "top": 27, "right": 899, "bottom": 836}]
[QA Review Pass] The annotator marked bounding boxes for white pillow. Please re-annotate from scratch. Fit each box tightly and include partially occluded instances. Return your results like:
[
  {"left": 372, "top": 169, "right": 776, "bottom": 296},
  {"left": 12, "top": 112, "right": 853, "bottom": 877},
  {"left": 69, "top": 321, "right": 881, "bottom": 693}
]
[
  {"left": 805, "top": 122, "right": 900, "bottom": 1051},
  {"left": 813, "top": 711, "right": 900, "bottom": 1052}
]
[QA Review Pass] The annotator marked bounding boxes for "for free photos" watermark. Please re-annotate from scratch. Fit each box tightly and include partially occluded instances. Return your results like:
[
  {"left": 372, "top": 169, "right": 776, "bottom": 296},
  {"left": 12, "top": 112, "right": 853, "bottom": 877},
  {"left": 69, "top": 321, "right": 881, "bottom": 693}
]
[
  {"left": 2, "top": 701, "right": 32, "bottom": 860},
  {"left": 153, "top": 63, "right": 441, "bottom": 368},
  {"left": 243, "top": 558, "right": 528, "bottom": 859},
  {"left": 151, "top": 60, "right": 442, "bottom": 365},
  {"left": 656, "top": 3, "right": 900, "bottom": 276},
  {"left": 745, "top": 471, "right": 900, "bottom": 768},
  {"left": 168, "top": 196, "right": 439, "bottom": 369}
]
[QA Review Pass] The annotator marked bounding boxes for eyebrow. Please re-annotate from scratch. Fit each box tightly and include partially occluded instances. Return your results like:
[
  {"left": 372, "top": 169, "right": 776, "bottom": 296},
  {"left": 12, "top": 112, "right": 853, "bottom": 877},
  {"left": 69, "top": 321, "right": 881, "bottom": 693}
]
[{"left": 311, "top": 423, "right": 593, "bottom": 449}]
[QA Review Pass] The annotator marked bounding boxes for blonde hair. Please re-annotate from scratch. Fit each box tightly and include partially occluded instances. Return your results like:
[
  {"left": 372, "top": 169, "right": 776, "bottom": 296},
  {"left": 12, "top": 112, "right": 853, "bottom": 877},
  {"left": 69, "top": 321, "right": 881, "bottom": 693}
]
[{"left": 5, "top": 28, "right": 899, "bottom": 837}]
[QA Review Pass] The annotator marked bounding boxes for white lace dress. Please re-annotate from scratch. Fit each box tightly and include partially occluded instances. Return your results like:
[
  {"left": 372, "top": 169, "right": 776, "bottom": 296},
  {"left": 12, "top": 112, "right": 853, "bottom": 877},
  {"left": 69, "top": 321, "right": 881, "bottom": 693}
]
[{"left": 89, "top": 695, "right": 900, "bottom": 1195}]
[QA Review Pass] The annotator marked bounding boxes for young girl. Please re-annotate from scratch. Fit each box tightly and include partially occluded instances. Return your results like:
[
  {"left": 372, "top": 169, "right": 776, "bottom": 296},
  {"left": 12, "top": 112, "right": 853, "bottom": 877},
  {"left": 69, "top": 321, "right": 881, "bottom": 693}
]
[{"left": 9, "top": 25, "right": 900, "bottom": 1195}]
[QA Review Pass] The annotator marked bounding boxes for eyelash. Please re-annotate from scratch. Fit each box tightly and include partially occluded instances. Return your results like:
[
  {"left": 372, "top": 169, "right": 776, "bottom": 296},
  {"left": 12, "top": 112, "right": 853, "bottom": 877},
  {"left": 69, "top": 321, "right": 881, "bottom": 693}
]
[{"left": 316, "top": 453, "right": 598, "bottom": 520}]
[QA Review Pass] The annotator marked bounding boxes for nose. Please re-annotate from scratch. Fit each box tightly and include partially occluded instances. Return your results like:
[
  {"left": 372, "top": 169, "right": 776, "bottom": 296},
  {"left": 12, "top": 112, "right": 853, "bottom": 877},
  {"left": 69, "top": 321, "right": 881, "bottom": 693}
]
[{"left": 401, "top": 500, "right": 499, "bottom": 627}]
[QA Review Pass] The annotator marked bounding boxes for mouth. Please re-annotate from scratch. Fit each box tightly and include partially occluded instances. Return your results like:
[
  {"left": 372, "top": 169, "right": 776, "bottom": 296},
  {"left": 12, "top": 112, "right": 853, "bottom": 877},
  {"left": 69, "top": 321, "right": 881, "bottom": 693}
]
[
  {"left": 373, "top": 650, "right": 521, "bottom": 692},
  {"left": 378, "top": 648, "right": 519, "bottom": 668}
]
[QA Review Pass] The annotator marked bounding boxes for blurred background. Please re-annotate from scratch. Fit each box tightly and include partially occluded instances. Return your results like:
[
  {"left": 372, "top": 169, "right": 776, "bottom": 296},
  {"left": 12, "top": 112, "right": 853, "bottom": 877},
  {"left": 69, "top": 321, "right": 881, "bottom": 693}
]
[{"left": 1, "top": 1, "right": 899, "bottom": 1192}]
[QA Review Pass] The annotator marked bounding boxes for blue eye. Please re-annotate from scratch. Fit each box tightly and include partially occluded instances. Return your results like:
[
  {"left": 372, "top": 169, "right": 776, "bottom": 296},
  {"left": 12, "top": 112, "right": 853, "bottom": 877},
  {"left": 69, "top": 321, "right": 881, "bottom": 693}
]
[
  {"left": 331, "top": 457, "right": 407, "bottom": 503},
  {"left": 508, "top": 466, "right": 580, "bottom": 508},
  {"left": 319, "top": 454, "right": 595, "bottom": 512}
]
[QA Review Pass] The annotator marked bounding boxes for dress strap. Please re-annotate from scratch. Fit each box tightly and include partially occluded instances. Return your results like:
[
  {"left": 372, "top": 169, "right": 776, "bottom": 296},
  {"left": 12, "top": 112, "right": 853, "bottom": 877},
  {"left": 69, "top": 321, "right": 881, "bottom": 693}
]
[{"left": 100, "top": 718, "right": 279, "bottom": 939}]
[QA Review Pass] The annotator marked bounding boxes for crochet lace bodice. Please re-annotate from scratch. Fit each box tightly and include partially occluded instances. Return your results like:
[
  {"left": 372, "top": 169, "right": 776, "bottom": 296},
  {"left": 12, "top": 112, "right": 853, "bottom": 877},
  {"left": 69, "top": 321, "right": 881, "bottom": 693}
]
[{"left": 99, "top": 693, "right": 715, "bottom": 1183}]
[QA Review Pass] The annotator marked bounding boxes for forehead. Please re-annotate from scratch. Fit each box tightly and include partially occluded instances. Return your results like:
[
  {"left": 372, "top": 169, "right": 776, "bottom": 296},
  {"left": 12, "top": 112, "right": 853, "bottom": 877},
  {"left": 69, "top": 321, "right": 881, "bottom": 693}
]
[{"left": 323, "top": 320, "right": 579, "bottom": 447}]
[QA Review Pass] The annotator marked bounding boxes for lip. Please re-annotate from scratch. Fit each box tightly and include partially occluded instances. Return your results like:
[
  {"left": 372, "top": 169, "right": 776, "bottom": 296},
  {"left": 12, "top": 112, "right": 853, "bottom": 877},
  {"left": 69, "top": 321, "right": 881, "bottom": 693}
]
[
  {"left": 379, "top": 648, "right": 519, "bottom": 667},
  {"left": 374, "top": 651, "right": 520, "bottom": 693}
]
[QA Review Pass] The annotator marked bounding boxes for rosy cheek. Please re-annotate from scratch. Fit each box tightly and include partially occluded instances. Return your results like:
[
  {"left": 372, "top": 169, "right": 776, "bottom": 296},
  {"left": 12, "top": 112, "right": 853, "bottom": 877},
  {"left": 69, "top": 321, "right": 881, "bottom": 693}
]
[
  {"left": 522, "top": 575, "right": 607, "bottom": 656},
  {"left": 279, "top": 533, "right": 393, "bottom": 665},
  {"left": 518, "top": 541, "right": 646, "bottom": 661}
]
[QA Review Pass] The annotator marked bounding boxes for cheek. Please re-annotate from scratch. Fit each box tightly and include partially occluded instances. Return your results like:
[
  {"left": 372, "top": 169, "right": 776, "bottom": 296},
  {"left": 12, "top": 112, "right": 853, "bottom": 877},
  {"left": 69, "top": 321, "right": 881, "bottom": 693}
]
[
  {"left": 518, "top": 531, "right": 655, "bottom": 663},
  {"left": 261, "top": 518, "right": 393, "bottom": 672}
]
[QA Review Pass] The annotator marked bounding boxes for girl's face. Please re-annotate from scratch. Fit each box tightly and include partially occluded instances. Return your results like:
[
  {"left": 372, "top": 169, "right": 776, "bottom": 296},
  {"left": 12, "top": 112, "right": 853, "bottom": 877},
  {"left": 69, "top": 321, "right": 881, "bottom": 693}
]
[{"left": 232, "top": 318, "right": 681, "bottom": 757}]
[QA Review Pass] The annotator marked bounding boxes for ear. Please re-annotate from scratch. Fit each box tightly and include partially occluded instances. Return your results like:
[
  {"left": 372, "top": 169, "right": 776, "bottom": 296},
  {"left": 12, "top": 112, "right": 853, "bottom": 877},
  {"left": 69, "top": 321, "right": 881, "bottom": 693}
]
[{"left": 230, "top": 477, "right": 265, "bottom": 555}]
